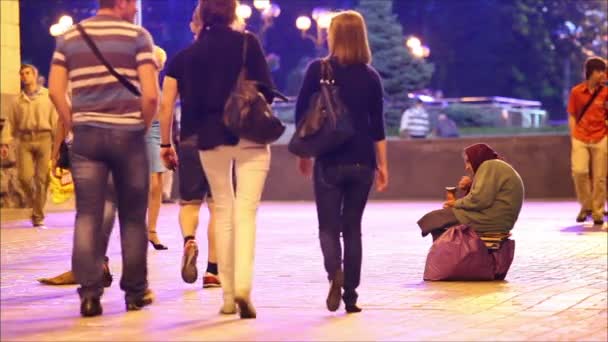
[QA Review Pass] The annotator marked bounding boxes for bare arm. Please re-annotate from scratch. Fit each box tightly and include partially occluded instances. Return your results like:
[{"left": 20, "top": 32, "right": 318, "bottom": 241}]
[
  {"left": 48, "top": 64, "right": 72, "bottom": 132},
  {"left": 137, "top": 63, "right": 159, "bottom": 129},
  {"left": 159, "top": 76, "right": 179, "bottom": 170},
  {"left": 568, "top": 115, "right": 576, "bottom": 132},
  {"left": 159, "top": 76, "right": 178, "bottom": 145},
  {"left": 374, "top": 140, "right": 388, "bottom": 192},
  {"left": 51, "top": 119, "right": 67, "bottom": 162}
]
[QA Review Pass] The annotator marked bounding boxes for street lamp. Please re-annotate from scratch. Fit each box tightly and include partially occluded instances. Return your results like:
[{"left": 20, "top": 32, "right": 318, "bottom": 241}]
[
  {"left": 237, "top": 0, "right": 280, "bottom": 47},
  {"left": 253, "top": 0, "right": 271, "bottom": 11},
  {"left": 406, "top": 35, "right": 430, "bottom": 58},
  {"left": 236, "top": 4, "right": 252, "bottom": 20},
  {"left": 49, "top": 15, "right": 73, "bottom": 37},
  {"left": 296, "top": 8, "right": 335, "bottom": 53},
  {"left": 295, "top": 16, "right": 312, "bottom": 31}
]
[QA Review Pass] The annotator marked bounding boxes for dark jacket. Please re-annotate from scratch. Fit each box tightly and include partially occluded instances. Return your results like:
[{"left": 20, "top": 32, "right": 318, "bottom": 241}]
[
  {"left": 294, "top": 58, "right": 386, "bottom": 168},
  {"left": 166, "top": 26, "right": 274, "bottom": 150}
]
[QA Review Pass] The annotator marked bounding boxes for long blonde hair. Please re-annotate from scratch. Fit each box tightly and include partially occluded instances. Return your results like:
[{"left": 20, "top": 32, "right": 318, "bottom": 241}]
[{"left": 327, "top": 11, "right": 372, "bottom": 65}]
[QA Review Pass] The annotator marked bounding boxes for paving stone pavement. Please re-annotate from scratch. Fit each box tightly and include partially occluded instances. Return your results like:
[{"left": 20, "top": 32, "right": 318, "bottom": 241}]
[{"left": 1, "top": 200, "right": 607, "bottom": 341}]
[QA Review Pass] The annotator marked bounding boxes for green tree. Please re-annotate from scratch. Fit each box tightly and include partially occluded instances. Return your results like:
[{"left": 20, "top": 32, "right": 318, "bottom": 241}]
[
  {"left": 415, "top": 0, "right": 606, "bottom": 120},
  {"left": 357, "top": 0, "right": 434, "bottom": 99},
  {"left": 508, "top": 0, "right": 607, "bottom": 114}
]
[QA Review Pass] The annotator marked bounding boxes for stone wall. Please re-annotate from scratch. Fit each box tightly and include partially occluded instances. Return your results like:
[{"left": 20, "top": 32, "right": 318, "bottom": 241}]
[
  {"left": 1, "top": 0, "right": 24, "bottom": 208},
  {"left": 263, "top": 135, "right": 576, "bottom": 201}
]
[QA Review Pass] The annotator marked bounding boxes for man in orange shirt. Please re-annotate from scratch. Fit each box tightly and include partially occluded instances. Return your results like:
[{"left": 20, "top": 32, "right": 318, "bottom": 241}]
[{"left": 567, "top": 57, "right": 607, "bottom": 226}]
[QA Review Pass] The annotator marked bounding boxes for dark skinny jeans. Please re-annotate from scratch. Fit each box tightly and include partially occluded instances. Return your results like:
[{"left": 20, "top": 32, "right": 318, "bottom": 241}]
[{"left": 313, "top": 161, "right": 374, "bottom": 306}]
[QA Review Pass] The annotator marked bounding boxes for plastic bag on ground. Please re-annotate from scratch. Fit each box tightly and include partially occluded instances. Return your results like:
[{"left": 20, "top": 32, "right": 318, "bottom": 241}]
[{"left": 423, "top": 224, "right": 515, "bottom": 281}]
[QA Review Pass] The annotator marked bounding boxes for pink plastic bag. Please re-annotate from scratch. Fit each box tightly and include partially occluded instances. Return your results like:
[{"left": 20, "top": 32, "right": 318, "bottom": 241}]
[
  {"left": 423, "top": 224, "right": 515, "bottom": 281},
  {"left": 493, "top": 239, "right": 515, "bottom": 280}
]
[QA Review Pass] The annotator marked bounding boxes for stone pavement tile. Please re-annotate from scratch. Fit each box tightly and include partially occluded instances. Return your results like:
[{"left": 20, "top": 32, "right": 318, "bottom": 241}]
[{"left": 1, "top": 200, "right": 607, "bottom": 341}]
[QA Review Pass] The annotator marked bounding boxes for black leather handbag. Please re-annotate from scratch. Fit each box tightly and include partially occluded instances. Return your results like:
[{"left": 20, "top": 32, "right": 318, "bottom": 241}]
[
  {"left": 288, "top": 59, "right": 354, "bottom": 158},
  {"left": 56, "top": 141, "right": 71, "bottom": 169},
  {"left": 223, "top": 33, "right": 287, "bottom": 145}
]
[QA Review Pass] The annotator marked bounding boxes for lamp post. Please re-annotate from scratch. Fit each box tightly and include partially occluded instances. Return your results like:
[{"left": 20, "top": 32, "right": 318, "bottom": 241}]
[
  {"left": 135, "top": 0, "right": 142, "bottom": 25},
  {"left": 295, "top": 8, "right": 334, "bottom": 55},
  {"left": 236, "top": 1, "right": 281, "bottom": 47}
]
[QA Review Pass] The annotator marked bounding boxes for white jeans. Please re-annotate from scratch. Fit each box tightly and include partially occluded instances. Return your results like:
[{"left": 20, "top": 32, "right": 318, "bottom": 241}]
[{"left": 199, "top": 139, "right": 270, "bottom": 303}]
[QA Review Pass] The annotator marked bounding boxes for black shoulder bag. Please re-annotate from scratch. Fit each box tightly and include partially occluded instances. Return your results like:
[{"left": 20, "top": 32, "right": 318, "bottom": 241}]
[
  {"left": 222, "top": 32, "right": 287, "bottom": 144},
  {"left": 288, "top": 59, "right": 354, "bottom": 158},
  {"left": 76, "top": 23, "right": 141, "bottom": 97},
  {"left": 56, "top": 140, "right": 71, "bottom": 169}
]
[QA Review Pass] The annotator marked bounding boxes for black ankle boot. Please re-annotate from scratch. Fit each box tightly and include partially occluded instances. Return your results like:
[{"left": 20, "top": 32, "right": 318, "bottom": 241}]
[
  {"left": 126, "top": 289, "right": 154, "bottom": 311},
  {"left": 345, "top": 304, "right": 362, "bottom": 313},
  {"left": 80, "top": 298, "right": 102, "bottom": 317}
]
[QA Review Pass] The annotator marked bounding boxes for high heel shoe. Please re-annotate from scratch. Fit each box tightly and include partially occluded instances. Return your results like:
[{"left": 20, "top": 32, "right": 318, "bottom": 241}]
[
  {"left": 149, "top": 240, "right": 168, "bottom": 250},
  {"left": 148, "top": 231, "right": 168, "bottom": 250},
  {"left": 235, "top": 297, "right": 256, "bottom": 319}
]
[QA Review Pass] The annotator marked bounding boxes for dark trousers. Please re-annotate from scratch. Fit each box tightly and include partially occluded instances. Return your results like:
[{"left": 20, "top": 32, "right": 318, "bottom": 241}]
[
  {"left": 71, "top": 125, "right": 149, "bottom": 302},
  {"left": 417, "top": 208, "right": 461, "bottom": 241},
  {"left": 313, "top": 162, "right": 374, "bottom": 306}
]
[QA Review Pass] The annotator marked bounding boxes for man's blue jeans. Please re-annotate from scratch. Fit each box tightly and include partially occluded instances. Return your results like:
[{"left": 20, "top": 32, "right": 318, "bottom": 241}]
[{"left": 71, "top": 125, "right": 149, "bottom": 303}]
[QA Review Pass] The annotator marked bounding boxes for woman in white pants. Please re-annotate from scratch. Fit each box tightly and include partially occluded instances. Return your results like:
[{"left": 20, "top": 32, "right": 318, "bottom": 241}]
[
  {"left": 200, "top": 141, "right": 269, "bottom": 318},
  {"left": 160, "top": 0, "right": 274, "bottom": 319}
]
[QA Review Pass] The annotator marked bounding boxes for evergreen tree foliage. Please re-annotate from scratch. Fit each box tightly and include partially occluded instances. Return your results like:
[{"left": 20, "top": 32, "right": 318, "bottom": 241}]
[
  {"left": 396, "top": 0, "right": 607, "bottom": 119},
  {"left": 357, "top": 0, "right": 434, "bottom": 100},
  {"left": 355, "top": 0, "right": 434, "bottom": 131}
]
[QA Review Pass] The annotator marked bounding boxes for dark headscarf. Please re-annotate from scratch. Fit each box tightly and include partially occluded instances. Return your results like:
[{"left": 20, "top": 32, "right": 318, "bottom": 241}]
[{"left": 464, "top": 143, "right": 501, "bottom": 173}]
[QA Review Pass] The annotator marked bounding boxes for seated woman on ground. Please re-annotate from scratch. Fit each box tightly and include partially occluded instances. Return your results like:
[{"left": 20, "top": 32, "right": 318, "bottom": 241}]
[{"left": 418, "top": 143, "right": 525, "bottom": 242}]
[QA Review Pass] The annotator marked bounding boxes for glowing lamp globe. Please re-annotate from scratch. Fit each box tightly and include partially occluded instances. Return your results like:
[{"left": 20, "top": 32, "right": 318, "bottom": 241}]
[
  {"left": 50, "top": 24, "right": 63, "bottom": 37},
  {"left": 296, "top": 16, "right": 312, "bottom": 31},
  {"left": 59, "top": 15, "right": 73, "bottom": 27},
  {"left": 317, "top": 13, "right": 333, "bottom": 30},
  {"left": 253, "top": 0, "right": 271, "bottom": 11},
  {"left": 262, "top": 3, "right": 281, "bottom": 18},
  {"left": 311, "top": 7, "right": 329, "bottom": 21},
  {"left": 411, "top": 45, "right": 424, "bottom": 58},
  {"left": 406, "top": 36, "right": 422, "bottom": 49},
  {"left": 236, "top": 4, "right": 252, "bottom": 20}
]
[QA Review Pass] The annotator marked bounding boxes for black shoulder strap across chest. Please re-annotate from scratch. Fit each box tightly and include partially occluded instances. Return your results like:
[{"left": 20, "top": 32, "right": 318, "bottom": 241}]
[
  {"left": 576, "top": 85, "right": 603, "bottom": 123},
  {"left": 76, "top": 23, "right": 141, "bottom": 97}
]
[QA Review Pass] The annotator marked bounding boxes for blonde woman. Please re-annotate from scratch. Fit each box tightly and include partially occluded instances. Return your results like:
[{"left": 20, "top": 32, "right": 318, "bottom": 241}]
[
  {"left": 145, "top": 45, "right": 169, "bottom": 250},
  {"left": 295, "top": 11, "right": 388, "bottom": 314},
  {"left": 160, "top": 0, "right": 275, "bottom": 318}
]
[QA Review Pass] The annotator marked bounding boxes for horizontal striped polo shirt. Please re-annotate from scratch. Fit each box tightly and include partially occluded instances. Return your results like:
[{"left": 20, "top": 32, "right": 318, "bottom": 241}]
[
  {"left": 51, "top": 15, "right": 156, "bottom": 129},
  {"left": 400, "top": 106, "right": 430, "bottom": 138}
]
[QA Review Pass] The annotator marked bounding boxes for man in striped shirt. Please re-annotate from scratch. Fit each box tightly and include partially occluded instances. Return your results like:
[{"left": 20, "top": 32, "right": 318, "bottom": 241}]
[
  {"left": 400, "top": 98, "right": 430, "bottom": 139},
  {"left": 48, "top": 0, "right": 159, "bottom": 317}
]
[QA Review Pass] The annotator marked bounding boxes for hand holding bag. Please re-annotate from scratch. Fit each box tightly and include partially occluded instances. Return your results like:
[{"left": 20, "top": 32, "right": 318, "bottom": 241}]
[
  {"left": 56, "top": 141, "right": 71, "bottom": 169},
  {"left": 288, "top": 59, "right": 354, "bottom": 158},
  {"left": 223, "top": 33, "right": 286, "bottom": 144}
]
